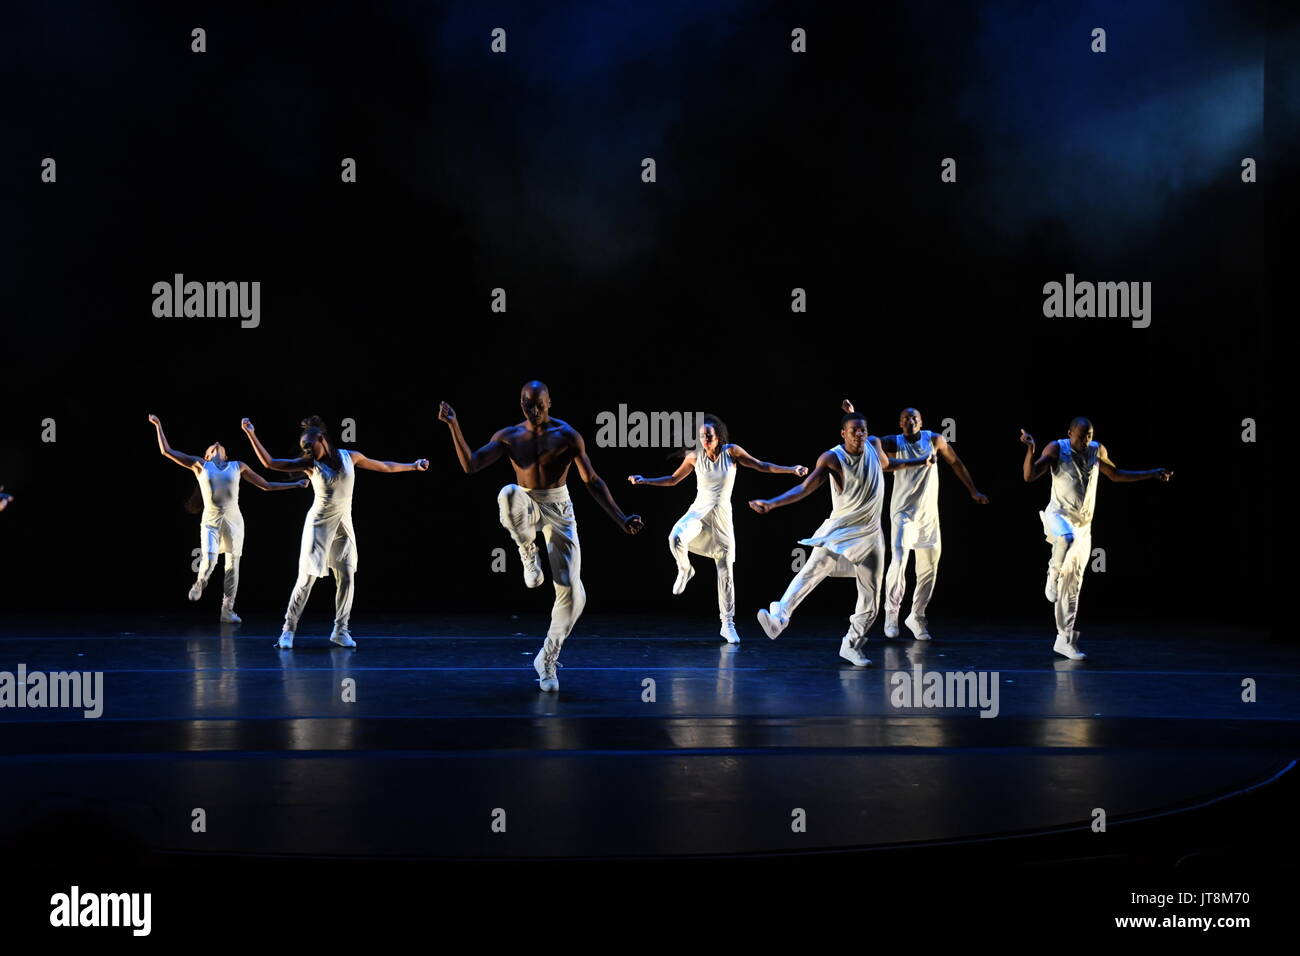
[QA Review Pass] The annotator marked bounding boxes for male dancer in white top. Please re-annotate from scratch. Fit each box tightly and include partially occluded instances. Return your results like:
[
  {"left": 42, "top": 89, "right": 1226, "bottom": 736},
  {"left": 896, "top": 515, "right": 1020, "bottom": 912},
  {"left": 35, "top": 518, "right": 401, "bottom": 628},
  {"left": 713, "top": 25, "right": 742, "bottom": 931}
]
[
  {"left": 842, "top": 400, "right": 987, "bottom": 641},
  {"left": 628, "top": 414, "right": 807, "bottom": 644},
  {"left": 1021, "top": 418, "right": 1172, "bottom": 660},
  {"left": 149, "top": 414, "right": 306, "bottom": 623},
  {"left": 439, "top": 381, "right": 643, "bottom": 692},
  {"left": 242, "top": 415, "right": 429, "bottom": 648},
  {"left": 749, "top": 409, "right": 935, "bottom": 666}
]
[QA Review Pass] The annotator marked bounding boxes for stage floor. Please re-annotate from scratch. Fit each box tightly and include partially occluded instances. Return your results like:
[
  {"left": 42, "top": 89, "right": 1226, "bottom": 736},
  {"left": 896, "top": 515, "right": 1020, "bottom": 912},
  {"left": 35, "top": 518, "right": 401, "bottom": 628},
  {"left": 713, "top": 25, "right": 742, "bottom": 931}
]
[{"left": 0, "top": 612, "right": 1294, "bottom": 859}]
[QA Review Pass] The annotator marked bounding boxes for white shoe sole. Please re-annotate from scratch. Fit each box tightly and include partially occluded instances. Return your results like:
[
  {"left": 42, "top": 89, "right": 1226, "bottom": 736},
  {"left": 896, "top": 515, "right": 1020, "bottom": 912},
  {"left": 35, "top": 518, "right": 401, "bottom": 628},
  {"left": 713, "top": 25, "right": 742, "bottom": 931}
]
[
  {"left": 1052, "top": 639, "right": 1086, "bottom": 661},
  {"left": 838, "top": 644, "right": 872, "bottom": 667},
  {"left": 330, "top": 635, "right": 356, "bottom": 648},
  {"left": 904, "top": 616, "right": 932, "bottom": 641},
  {"left": 275, "top": 634, "right": 294, "bottom": 649},
  {"left": 756, "top": 609, "right": 784, "bottom": 640},
  {"left": 672, "top": 567, "right": 695, "bottom": 595}
]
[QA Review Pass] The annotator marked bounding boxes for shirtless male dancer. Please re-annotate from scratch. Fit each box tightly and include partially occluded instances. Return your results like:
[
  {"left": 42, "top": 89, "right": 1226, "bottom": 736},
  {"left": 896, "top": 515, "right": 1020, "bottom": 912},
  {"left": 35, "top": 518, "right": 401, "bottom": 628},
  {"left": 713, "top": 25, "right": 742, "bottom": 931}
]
[
  {"left": 439, "top": 381, "right": 643, "bottom": 691},
  {"left": 750, "top": 408, "right": 935, "bottom": 667},
  {"left": 843, "top": 400, "right": 988, "bottom": 641},
  {"left": 1021, "top": 418, "right": 1172, "bottom": 660}
]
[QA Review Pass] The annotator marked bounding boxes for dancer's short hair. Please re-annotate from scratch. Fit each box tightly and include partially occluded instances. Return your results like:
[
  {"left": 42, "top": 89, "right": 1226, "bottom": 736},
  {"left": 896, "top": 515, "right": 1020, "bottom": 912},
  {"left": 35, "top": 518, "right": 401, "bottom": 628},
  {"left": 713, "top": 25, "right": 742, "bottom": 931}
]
[{"left": 840, "top": 411, "right": 867, "bottom": 430}]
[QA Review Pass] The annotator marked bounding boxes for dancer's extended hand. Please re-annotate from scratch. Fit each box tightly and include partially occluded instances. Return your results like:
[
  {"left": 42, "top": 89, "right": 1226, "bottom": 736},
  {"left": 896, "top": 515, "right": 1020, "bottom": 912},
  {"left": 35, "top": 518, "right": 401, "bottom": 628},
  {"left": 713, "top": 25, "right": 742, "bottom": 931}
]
[
  {"left": 627, "top": 475, "right": 643, "bottom": 484},
  {"left": 296, "top": 479, "right": 310, "bottom": 488},
  {"left": 972, "top": 491, "right": 989, "bottom": 504},
  {"left": 793, "top": 465, "right": 809, "bottom": 477},
  {"left": 147, "top": 413, "right": 160, "bottom": 425},
  {"left": 1019, "top": 428, "right": 1034, "bottom": 447},
  {"left": 437, "top": 402, "right": 456, "bottom": 425},
  {"left": 749, "top": 499, "right": 773, "bottom": 514},
  {"left": 414, "top": 459, "right": 430, "bottom": 471},
  {"left": 1156, "top": 468, "right": 1173, "bottom": 482},
  {"left": 841, "top": 399, "right": 854, "bottom": 413},
  {"left": 623, "top": 514, "right": 644, "bottom": 534},
  {"left": 241, "top": 418, "right": 256, "bottom": 434}
]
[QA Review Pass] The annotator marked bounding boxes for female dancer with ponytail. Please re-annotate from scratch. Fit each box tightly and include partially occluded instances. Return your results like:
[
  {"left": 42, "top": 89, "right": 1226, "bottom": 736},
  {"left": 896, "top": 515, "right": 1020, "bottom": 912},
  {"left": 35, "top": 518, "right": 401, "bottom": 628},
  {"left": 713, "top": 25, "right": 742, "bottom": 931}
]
[
  {"left": 628, "top": 414, "right": 807, "bottom": 643},
  {"left": 241, "top": 415, "right": 429, "bottom": 648},
  {"left": 148, "top": 414, "right": 307, "bottom": 623}
]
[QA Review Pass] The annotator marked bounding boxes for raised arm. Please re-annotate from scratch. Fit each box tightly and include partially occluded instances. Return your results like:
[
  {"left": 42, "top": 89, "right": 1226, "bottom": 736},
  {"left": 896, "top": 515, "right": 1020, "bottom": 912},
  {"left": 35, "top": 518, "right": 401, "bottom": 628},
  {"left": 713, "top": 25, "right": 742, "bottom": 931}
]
[
  {"left": 729, "top": 445, "right": 809, "bottom": 477},
  {"left": 240, "top": 418, "right": 313, "bottom": 473},
  {"left": 1098, "top": 445, "right": 1173, "bottom": 483},
  {"left": 934, "top": 435, "right": 988, "bottom": 503},
  {"left": 748, "top": 450, "right": 834, "bottom": 513},
  {"left": 348, "top": 451, "right": 430, "bottom": 474},
  {"left": 1021, "top": 429, "right": 1055, "bottom": 482},
  {"left": 438, "top": 402, "right": 509, "bottom": 474},
  {"left": 571, "top": 429, "right": 643, "bottom": 534},
  {"left": 148, "top": 414, "right": 201, "bottom": 469},
  {"left": 628, "top": 454, "right": 696, "bottom": 487},
  {"left": 239, "top": 463, "right": 310, "bottom": 491}
]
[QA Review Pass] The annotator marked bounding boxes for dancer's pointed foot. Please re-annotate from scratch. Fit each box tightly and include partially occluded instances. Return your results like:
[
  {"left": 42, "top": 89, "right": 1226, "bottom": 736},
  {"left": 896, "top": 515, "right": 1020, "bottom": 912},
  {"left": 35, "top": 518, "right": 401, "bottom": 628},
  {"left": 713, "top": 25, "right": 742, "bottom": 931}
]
[
  {"left": 672, "top": 565, "right": 695, "bottom": 595},
  {"left": 275, "top": 630, "right": 294, "bottom": 650},
  {"left": 838, "top": 635, "right": 872, "bottom": 667},
  {"left": 519, "top": 542, "right": 544, "bottom": 588},
  {"left": 534, "top": 644, "right": 560, "bottom": 692},
  {"left": 904, "top": 613, "right": 931, "bottom": 641},
  {"left": 1052, "top": 631, "right": 1086, "bottom": 660},
  {"left": 756, "top": 604, "right": 787, "bottom": 640},
  {"left": 720, "top": 621, "right": 740, "bottom": 644}
]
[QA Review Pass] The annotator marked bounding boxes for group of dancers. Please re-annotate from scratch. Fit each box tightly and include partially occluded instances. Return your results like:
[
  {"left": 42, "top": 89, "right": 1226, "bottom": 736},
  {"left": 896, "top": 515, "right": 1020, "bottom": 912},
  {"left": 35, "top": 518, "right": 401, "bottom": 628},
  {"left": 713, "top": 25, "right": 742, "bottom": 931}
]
[{"left": 148, "top": 381, "right": 1172, "bottom": 690}]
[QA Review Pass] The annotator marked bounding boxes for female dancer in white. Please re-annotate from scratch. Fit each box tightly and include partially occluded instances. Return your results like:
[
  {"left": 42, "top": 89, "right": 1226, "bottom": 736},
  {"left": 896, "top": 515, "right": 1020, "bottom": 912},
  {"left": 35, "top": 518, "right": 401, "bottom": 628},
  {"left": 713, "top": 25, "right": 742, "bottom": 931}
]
[
  {"left": 241, "top": 415, "right": 429, "bottom": 648},
  {"left": 148, "top": 414, "right": 306, "bottom": 623},
  {"left": 628, "top": 415, "right": 807, "bottom": 643}
]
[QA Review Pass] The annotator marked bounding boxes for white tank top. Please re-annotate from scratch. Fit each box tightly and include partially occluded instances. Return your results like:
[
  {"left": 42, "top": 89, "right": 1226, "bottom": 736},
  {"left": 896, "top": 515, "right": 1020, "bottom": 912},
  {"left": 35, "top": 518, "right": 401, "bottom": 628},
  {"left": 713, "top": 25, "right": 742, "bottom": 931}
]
[
  {"left": 828, "top": 443, "right": 883, "bottom": 531},
  {"left": 196, "top": 459, "right": 240, "bottom": 520},
  {"left": 690, "top": 445, "right": 736, "bottom": 512},
  {"left": 889, "top": 430, "right": 938, "bottom": 521},
  {"left": 309, "top": 449, "right": 356, "bottom": 516},
  {"left": 1047, "top": 439, "right": 1100, "bottom": 526}
]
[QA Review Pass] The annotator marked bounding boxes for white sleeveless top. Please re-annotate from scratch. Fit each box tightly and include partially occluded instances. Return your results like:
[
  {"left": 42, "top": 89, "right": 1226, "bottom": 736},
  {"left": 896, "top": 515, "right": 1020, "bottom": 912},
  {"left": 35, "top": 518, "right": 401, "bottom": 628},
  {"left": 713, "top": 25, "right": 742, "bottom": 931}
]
[
  {"left": 1047, "top": 439, "right": 1100, "bottom": 527},
  {"left": 799, "top": 443, "right": 884, "bottom": 563},
  {"left": 196, "top": 459, "right": 241, "bottom": 523},
  {"left": 690, "top": 445, "right": 736, "bottom": 513},
  {"left": 300, "top": 449, "right": 358, "bottom": 576},
  {"left": 889, "top": 430, "right": 938, "bottom": 523}
]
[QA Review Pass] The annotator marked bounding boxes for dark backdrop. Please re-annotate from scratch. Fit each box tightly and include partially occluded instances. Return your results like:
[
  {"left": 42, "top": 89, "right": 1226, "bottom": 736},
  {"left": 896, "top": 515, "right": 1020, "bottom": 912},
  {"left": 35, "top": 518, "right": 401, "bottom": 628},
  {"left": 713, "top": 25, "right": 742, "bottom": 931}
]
[{"left": 1, "top": 1, "right": 1280, "bottom": 628}]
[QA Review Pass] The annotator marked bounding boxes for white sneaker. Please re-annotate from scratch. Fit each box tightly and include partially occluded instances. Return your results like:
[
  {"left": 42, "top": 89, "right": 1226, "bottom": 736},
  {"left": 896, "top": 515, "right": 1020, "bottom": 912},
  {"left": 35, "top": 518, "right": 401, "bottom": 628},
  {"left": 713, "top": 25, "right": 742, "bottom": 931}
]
[
  {"left": 883, "top": 611, "right": 900, "bottom": 638},
  {"left": 756, "top": 604, "right": 787, "bottom": 640},
  {"left": 534, "top": 644, "right": 560, "bottom": 692},
  {"left": 904, "top": 613, "right": 932, "bottom": 641},
  {"left": 1053, "top": 631, "right": 1086, "bottom": 661},
  {"left": 519, "top": 542, "right": 545, "bottom": 588},
  {"left": 275, "top": 630, "right": 294, "bottom": 650},
  {"left": 672, "top": 565, "right": 695, "bottom": 595},
  {"left": 839, "top": 635, "right": 872, "bottom": 667},
  {"left": 330, "top": 628, "right": 356, "bottom": 648},
  {"left": 188, "top": 581, "right": 203, "bottom": 602},
  {"left": 720, "top": 621, "right": 740, "bottom": 644},
  {"left": 1045, "top": 570, "right": 1059, "bottom": 603},
  {"left": 220, "top": 606, "right": 242, "bottom": 625}
]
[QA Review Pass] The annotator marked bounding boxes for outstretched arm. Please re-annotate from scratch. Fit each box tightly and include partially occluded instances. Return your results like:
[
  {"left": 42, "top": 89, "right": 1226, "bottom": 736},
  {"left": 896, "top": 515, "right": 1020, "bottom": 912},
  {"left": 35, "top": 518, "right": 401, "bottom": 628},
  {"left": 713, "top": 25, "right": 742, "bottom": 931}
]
[
  {"left": 571, "top": 430, "right": 643, "bottom": 534},
  {"left": 438, "top": 402, "right": 509, "bottom": 474},
  {"left": 934, "top": 435, "right": 988, "bottom": 503},
  {"left": 875, "top": 435, "right": 934, "bottom": 473},
  {"left": 748, "top": 451, "right": 834, "bottom": 513},
  {"left": 0, "top": 486, "right": 11, "bottom": 512},
  {"left": 148, "top": 414, "right": 201, "bottom": 469},
  {"left": 1021, "top": 429, "right": 1055, "bottom": 482},
  {"left": 240, "top": 418, "right": 313, "bottom": 473},
  {"left": 349, "top": 451, "right": 430, "bottom": 474},
  {"left": 239, "top": 463, "right": 309, "bottom": 491},
  {"left": 729, "top": 445, "right": 809, "bottom": 477},
  {"left": 628, "top": 454, "right": 696, "bottom": 487},
  {"left": 1098, "top": 445, "right": 1172, "bottom": 483}
]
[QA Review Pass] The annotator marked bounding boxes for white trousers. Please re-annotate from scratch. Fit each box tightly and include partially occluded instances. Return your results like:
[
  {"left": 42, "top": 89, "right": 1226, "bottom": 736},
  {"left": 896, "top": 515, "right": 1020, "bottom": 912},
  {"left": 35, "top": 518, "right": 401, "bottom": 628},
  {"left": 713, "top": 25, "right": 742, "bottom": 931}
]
[
  {"left": 196, "top": 552, "right": 240, "bottom": 609},
  {"left": 770, "top": 534, "right": 885, "bottom": 646},
  {"left": 283, "top": 566, "right": 355, "bottom": 633},
  {"left": 668, "top": 513, "right": 735, "bottom": 624},
  {"left": 498, "top": 484, "right": 585, "bottom": 655},
  {"left": 884, "top": 517, "right": 940, "bottom": 623},
  {"left": 1044, "top": 513, "right": 1091, "bottom": 638}
]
